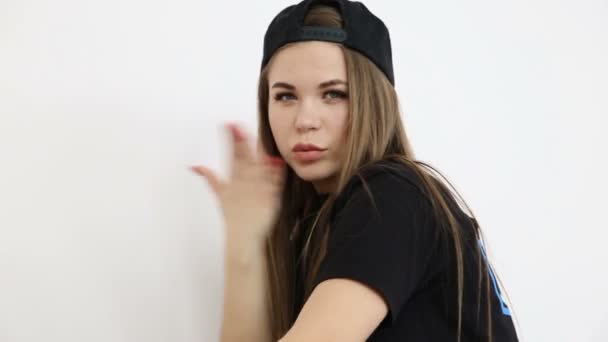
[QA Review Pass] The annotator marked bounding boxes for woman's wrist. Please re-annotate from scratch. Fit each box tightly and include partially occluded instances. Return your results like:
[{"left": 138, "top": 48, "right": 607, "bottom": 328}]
[{"left": 224, "top": 229, "right": 267, "bottom": 269}]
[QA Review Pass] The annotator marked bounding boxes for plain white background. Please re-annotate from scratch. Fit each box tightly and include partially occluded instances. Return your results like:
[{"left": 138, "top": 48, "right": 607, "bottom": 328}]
[{"left": 1, "top": 0, "right": 606, "bottom": 341}]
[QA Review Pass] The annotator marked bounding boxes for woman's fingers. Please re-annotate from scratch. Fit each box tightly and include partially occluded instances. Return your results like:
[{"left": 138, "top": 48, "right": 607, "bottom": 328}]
[
  {"left": 193, "top": 123, "right": 285, "bottom": 197},
  {"left": 227, "top": 123, "right": 255, "bottom": 165},
  {"left": 190, "top": 165, "right": 223, "bottom": 194},
  {"left": 263, "top": 157, "right": 286, "bottom": 190}
]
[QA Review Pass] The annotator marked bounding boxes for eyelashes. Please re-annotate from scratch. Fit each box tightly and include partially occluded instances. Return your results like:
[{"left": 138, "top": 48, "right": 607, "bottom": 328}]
[
  {"left": 274, "top": 92, "right": 297, "bottom": 101},
  {"left": 273, "top": 90, "right": 349, "bottom": 102}
]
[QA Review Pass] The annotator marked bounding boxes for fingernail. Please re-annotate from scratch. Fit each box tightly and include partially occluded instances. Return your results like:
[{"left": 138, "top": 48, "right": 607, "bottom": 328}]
[
  {"left": 267, "top": 157, "right": 285, "bottom": 166},
  {"left": 227, "top": 123, "right": 245, "bottom": 141}
]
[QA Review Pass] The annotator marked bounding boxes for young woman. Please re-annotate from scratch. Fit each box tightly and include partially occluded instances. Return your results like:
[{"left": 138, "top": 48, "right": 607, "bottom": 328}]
[{"left": 192, "top": 0, "right": 519, "bottom": 341}]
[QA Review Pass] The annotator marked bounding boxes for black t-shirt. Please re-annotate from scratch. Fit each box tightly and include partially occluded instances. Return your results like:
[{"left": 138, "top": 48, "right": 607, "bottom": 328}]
[{"left": 300, "top": 159, "right": 518, "bottom": 341}]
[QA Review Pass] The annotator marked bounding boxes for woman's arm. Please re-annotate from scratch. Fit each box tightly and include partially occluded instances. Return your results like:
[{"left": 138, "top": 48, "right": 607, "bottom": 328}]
[
  {"left": 278, "top": 278, "right": 388, "bottom": 342},
  {"left": 191, "top": 124, "right": 286, "bottom": 342},
  {"left": 220, "top": 235, "right": 272, "bottom": 342}
]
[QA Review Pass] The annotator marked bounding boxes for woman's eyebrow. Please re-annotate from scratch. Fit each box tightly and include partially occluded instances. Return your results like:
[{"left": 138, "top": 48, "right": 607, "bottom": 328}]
[
  {"left": 271, "top": 79, "right": 348, "bottom": 90},
  {"left": 271, "top": 82, "right": 295, "bottom": 90},
  {"left": 319, "top": 79, "right": 347, "bottom": 88}
]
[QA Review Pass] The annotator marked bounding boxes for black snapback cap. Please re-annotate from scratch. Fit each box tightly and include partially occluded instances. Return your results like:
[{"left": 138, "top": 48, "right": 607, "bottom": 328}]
[{"left": 261, "top": 0, "right": 395, "bottom": 85}]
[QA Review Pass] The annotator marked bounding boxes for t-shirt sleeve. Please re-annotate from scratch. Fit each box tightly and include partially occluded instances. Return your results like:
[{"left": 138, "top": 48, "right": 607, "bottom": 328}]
[{"left": 312, "top": 169, "right": 439, "bottom": 325}]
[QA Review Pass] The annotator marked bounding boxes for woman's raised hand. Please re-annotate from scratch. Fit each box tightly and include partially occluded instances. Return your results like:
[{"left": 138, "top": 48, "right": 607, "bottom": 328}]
[{"left": 190, "top": 123, "right": 286, "bottom": 245}]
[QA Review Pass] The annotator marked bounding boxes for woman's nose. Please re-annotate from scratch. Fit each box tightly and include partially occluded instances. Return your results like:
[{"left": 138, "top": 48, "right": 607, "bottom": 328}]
[{"left": 294, "top": 99, "right": 320, "bottom": 133}]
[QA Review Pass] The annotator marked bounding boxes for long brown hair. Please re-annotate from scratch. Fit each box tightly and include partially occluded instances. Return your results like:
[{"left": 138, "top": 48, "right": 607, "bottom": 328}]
[{"left": 257, "top": 4, "right": 508, "bottom": 341}]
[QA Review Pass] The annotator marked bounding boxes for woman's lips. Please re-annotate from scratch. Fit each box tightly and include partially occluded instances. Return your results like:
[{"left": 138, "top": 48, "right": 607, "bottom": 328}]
[{"left": 293, "top": 150, "right": 326, "bottom": 162}]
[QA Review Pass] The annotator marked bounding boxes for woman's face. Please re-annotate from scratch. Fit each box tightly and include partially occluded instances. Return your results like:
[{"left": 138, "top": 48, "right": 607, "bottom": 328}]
[{"left": 267, "top": 41, "right": 349, "bottom": 194}]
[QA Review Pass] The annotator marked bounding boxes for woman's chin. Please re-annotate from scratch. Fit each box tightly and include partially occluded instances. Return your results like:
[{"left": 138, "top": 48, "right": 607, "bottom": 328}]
[{"left": 291, "top": 162, "right": 336, "bottom": 184}]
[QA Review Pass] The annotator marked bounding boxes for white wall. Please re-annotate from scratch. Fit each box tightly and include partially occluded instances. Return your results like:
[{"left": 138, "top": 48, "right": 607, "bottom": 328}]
[{"left": 0, "top": 0, "right": 606, "bottom": 341}]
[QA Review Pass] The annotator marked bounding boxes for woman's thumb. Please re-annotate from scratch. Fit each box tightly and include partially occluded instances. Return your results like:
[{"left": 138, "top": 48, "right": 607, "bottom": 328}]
[{"left": 190, "top": 165, "right": 222, "bottom": 194}]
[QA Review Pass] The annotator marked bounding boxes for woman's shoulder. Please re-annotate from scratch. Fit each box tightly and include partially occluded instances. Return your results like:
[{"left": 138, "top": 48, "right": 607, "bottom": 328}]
[
  {"left": 332, "top": 158, "right": 475, "bottom": 235},
  {"left": 327, "top": 158, "right": 438, "bottom": 230},
  {"left": 336, "top": 158, "right": 430, "bottom": 209}
]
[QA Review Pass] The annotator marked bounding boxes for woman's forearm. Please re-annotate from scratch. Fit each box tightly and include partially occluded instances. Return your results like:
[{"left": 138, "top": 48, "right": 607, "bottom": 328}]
[
  {"left": 220, "top": 235, "right": 272, "bottom": 342},
  {"left": 191, "top": 123, "right": 284, "bottom": 341}
]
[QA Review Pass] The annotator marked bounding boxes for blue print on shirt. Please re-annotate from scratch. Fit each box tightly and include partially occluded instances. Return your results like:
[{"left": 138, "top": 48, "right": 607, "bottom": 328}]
[{"left": 478, "top": 240, "right": 511, "bottom": 316}]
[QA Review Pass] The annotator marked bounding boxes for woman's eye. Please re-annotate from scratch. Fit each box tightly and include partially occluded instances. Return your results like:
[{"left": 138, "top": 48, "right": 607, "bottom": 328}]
[
  {"left": 274, "top": 92, "right": 296, "bottom": 101},
  {"left": 324, "top": 90, "right": 348, "bottom": 100},
  {"left": 273, "top": 91, "right": 347, "bottom": 102}
]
